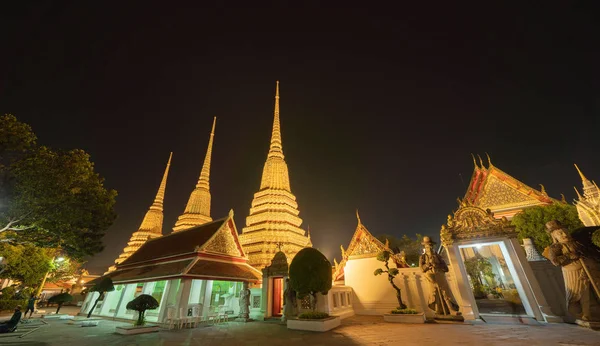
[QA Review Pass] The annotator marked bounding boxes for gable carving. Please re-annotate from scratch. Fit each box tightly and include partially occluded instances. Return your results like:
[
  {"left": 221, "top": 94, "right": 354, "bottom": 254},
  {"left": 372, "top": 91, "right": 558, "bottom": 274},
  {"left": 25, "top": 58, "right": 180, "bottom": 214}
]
[
  {"left": 348, "top": 229, "right": 384, "bottom": 259},
  {"left": 477, "top": 175, "right": 541, "bottom": 210},
  {"left": 202, "top": 224, "right": 241, "bottom": 257}
]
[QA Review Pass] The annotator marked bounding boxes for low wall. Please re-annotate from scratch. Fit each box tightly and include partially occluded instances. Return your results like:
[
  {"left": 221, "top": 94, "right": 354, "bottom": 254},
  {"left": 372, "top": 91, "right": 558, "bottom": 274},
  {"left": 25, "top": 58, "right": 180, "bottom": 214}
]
[{"left": 528, "top": 260, "right": 567, "bottom": 317}]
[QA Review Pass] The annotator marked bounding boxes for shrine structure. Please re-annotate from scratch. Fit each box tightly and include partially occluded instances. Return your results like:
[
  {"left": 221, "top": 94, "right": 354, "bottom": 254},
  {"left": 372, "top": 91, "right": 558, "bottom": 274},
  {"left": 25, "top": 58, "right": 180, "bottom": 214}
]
[
  {"left": 239, "top": 82, "right": 311, "bottom": 270},
  {"left": 573, "top": 164, "right": 600, "bottom": 226}
]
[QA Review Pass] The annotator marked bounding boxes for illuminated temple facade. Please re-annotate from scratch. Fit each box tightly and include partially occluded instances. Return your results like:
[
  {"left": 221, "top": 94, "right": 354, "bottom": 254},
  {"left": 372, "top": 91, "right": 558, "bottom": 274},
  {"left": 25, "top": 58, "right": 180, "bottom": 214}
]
[
  {"left": 573, "top": 164, "right": 600, "bottom": 226},
  {"left": 238, "top": 82, "right": 312, "bottom": 270},
  {"left": 173, "top": 117, "right": 216, "bottom": 232},
  {"left": 463, "top": 155, "right": 555, "bottom": 219},
  {"left": 107, "top": 153, "right": 173, "bottom": 273}
]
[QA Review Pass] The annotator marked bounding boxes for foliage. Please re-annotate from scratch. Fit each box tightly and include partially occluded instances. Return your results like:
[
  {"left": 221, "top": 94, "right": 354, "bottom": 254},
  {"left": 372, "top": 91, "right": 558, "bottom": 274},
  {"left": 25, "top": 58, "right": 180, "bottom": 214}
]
[
  {"left": 0, "top": 286, "right": 17, "bottom": 299},
  {"left": 0, "top": 299, "right": 27, "bottom": 312},
  {"left": 298, "top": 311, "right": 330, "bottom": 319},
  {"left": 126, "top": 294, "right": 159, "bottom": 326},
  {"left": 87, "top": 277, "right": 114, "bottom": 318},
  {"left": 13, "top": 287, "right": 33, "bottom": 300},
  {"left": 377, "top": 234, "right": 423, "bottom": 266},
  {"left": 512, "top": 203, "right": 583, "bottom": 253},
  {"left": 593, "top": 229, "right": 600, "bottom": 248},
  {"left": 289, "top": 248, "right": 332, "bottom": 311},
  {"left": 0, "top": 243, "right": 54, "bottom": 286},
  {"left": 48, "top": 292, "right": 73, "bottom": 314},
  {"left": 374, "top": 250, "right": 407, "bottom": 309},
  {"left": 48, "top": 258, "right": 81, "bottom": 284},
  {"left": 391, "top": 308, "right": 418, "bottom": 314},
  {"left": 0, "top": 114, "right": 117, "bottom": 261},
  {"left": 464, "top": 256, "right": 496, "bottom": 298}
]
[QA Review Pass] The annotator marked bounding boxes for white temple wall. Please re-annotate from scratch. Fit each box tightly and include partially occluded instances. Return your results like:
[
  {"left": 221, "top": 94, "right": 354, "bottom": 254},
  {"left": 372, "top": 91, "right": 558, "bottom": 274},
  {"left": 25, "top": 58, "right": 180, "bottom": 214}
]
[
  {"left": 528, "top": 260, "right": 567, "bottom": 318},
  {"left": 344, "top": 257, "right": 433, "bottom": 317}
]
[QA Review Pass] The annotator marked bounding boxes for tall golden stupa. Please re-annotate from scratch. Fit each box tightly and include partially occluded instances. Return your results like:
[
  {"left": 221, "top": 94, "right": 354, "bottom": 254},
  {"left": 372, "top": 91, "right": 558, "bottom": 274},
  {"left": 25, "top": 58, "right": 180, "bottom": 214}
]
[
  {"left": 172, "top": 117, "right": 216, "bottom": 232},
  {"left": 573, "top": 164, "right": 600, "bottom": 226},
  {"left": 107, "top": 152, "right": 172, "bottom": 273},
  {"left": 239, "top": 82, "right": 311, "bottom": 270}
]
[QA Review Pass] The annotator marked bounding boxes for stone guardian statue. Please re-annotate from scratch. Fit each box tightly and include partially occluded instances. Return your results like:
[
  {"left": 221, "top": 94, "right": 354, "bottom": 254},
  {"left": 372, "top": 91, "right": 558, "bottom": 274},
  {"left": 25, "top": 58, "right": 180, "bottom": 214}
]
[
  {"left": 281, "top": 278, "right": 297, "bottom": 322},
  {"left": 543, "top": 220, "right": 600, "bottom": 325},
  {"left": 419, "top": 236, "right": 462, "bottom": 319},
  {"left": 236, "top": 282, "right": 251, "bottom": 322}
]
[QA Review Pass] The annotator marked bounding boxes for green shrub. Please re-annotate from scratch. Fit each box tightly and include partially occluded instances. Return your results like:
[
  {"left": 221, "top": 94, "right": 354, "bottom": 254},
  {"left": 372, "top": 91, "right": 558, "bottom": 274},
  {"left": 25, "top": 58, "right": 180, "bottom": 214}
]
[
  {"left": 298, "top": 311, "right": 330, "bottom": 319},
  {"left": 126, "top": 294, "right": 159, "bottom": 326},
  {"left": 289, "top": 248, "right": 332, "bottom": 311},
  {"left": 0, "top": 286, "right": 16, "bottom": 300},
  {"left": 391, "top": 308, "right": 418, "bottom": 314},
  {"left": 0, "top": 299, "right": 27, "bottom": 312}
]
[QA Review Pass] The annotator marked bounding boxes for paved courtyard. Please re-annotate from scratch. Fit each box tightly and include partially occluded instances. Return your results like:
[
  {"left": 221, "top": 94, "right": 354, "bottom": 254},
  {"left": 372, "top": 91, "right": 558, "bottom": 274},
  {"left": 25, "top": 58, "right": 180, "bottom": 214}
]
[{"left": 0, "top": 313, "right": 599, "bottom": 346}]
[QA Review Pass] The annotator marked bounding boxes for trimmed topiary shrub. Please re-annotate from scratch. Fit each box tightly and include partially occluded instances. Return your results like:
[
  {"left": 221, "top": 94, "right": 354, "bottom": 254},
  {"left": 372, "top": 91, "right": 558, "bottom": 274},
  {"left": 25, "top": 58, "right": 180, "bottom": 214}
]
[
  {"left": 126, "top": 294, "right": 159, "bottom": 326},
  {"left": 289, "top": 247, "right": 332, "bottom": 312},
  {"left": 374, "top": 250, "right": 407, "bottom": 309},
  {"left": 48, "top": 292, "right": 73, "bottom": 314},
  {"left": 87, "top": 277, "right": 115, "bottom": 318},
  {"left": 298, "top": 311, "right": 329, "bottom": 319},
  {"left": 0, "top": 299, "right": 27, "bottom": 312}
]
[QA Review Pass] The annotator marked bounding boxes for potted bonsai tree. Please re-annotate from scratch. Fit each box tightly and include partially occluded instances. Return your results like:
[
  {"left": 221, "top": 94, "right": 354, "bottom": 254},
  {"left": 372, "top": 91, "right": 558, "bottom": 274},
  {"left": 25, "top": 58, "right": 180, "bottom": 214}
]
[
  {"left": 126, "top": 294, "right": 159, "bottom": 326},
  {"left": 288, "top": 247, "right": 339, "bottom": 332},
  {"left": 48, "top": 292, "right": 73, "bottom": 314},
  {"left": 87, "top": 277, "right": 114, "bottom": 318},
  {"left": 115, "top": 294, "right": 160, "bottom": 335},
  {"left": 374, "top": 250, "right": 424, "bottom": 323}
]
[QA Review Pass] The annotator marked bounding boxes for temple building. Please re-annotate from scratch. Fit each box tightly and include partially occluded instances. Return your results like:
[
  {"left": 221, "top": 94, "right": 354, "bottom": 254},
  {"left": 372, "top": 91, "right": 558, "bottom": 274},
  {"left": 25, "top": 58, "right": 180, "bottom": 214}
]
[
  {"left": 463, "top": 155, "right": 555, "bottom": 219},
  {"left": 573, "top": 164, "right": 600, "bottom": 226},
  {"left": 173, "top": 117, "right": 216, "bottom": 232},
  {"left": 82, "top": 211, "right": 261, "bottom": 324},
  {"left": 106, "top": 152, "right": 173, "bottom": 273},
  {"left": 239, "top": 82, "right": 311, "bottom": 270}
]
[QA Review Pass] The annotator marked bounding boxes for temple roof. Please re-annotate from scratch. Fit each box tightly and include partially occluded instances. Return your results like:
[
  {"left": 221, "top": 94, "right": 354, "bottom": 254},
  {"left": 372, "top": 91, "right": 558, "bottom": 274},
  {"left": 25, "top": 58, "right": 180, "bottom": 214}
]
[
  {"left": 121, "top": 218, "right": 228, "bottom": 265},
  {"left": 464, "top": 155, "right": 555, "bottom": 217}
]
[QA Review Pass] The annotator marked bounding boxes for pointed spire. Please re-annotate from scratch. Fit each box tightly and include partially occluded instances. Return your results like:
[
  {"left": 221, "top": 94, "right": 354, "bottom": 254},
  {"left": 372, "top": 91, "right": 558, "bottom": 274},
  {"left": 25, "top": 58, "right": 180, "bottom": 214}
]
[
  {"left": 539, "top": 184, "right": 547, "bottom": 196},
  {"left": 477, "top": 154, "right": 484, "bottom": 168},
  {"left": 574, "top": 186, "right": 583, "bottom": 199},
  {"left": 150, "top": 152, "right": 172, "bottom": 210},
  {"left": 173, "top": 118, "right": 216, "bottom": 232},
  {"left": 356, "top": 209, "right": 362, "bottom": 225},
  {"left": 574, "top": 163, "right": 594, "bottom": 188},
  {"left": 268, "top": 81, "right": 284, "bottom": 159},
  {"left": 196, "top": 117, "right": 216, "bottom": 190},
  {"left": 560, "top": 194, "right": 567, "bottom": 203}
]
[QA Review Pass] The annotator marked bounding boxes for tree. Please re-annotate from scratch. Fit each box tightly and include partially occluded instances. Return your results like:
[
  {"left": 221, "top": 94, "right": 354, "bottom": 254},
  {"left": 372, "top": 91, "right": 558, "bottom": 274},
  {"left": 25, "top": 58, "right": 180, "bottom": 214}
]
[
  {"left": 289, "top": 248, "right": 332, "bottom": 311},
  {"left": 377, "top": 233, "right": 423, "bottom": 266},
  {"left": 374, "top": 250, "right": 406, "bottom": 309},
  {"left": 87, "top": 277, "right": 114, "bottom": 318},
  {"left": 0, "top": 114, "right": 117, "bottom": 260},
  {"left": 0, "top": 243, "right": 53, "bottom": 286},
  {"left": 512, "top": 203, "right": 583, "bottom": 253},
  {"left": 48, "top": 292, "right": 73, "bottom": 314},
  {"left": 126, "top": 294, "right": 159, "bottom": 326}
]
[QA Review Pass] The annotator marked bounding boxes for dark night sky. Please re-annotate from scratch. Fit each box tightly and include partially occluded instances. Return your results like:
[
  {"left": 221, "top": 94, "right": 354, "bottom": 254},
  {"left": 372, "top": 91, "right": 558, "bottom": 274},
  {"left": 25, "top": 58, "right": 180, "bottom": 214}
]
[{"left": 1, "top": 2, "right": 599, "bottom": 273}]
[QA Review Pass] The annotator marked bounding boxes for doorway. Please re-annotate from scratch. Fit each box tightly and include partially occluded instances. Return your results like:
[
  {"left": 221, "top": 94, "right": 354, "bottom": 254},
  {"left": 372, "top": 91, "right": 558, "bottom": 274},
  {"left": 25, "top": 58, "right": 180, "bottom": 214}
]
[
  {"left": 459, "top": 242, "right": 531, "bottom": 316},
  {"left": 271, "top": 277, "right": 284, "bottom": 317}
]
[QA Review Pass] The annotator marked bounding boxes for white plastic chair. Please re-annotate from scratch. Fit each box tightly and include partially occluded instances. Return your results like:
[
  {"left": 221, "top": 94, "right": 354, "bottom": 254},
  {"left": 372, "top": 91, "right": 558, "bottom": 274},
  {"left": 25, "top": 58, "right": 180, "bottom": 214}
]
[
  {"left": 177, "top": 307, "right": 191, "bottom": 329},
  {"left": 216, "top": 305, "right": 229, "bottom": 323},
  {"left": 191, "top": 305, "right": 204, "bottom": 327},
  {"left": 165, "top": 306, "right": 177, "bottom": 330}
]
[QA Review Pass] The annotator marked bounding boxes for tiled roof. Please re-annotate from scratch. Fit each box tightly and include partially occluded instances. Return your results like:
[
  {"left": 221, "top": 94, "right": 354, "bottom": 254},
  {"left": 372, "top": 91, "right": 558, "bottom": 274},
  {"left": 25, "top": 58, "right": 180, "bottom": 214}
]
[
  {"left": 121, "top": 218, "right": 227, "bottom": 266},
  {"left": 187, "top": 259, "right": 261, "bottom": 282},
  {"left": 87, "top": 259, "right": 193, "bottom": 286}
]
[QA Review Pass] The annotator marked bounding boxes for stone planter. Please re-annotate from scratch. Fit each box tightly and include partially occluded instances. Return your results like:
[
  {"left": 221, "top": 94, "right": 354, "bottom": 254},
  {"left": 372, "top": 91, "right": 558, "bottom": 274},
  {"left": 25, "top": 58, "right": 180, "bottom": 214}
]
[
  {"left": 383, "top": 313, "right": 426, "bottom": 324},
  {"left": 287, "top": 316, "right": 341, "bottom": 332},
  {"left": 115, "top": 325, "right": 160, "bottom": 335}
]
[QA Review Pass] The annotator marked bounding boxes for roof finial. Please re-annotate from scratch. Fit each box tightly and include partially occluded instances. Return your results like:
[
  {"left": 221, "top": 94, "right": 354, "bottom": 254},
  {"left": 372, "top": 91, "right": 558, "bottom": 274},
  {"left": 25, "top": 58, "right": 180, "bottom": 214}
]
[
  {"left": 477, "top": 154, "right": 484, "bottom": 168},
  {"left": 356, "top": 209, "right": 362, "bottom": 225},
  {"left": 560, "top": 194, "right": 567, "bottom": 203},
  {"left": 574, "top": 163, "right": 589, "bottom": 182},
  {"left": 197, "top": 117, "right": 216, "bottom": 189},
  {"left": 471, "top": 153, "right": 479, "bottom": 168},
  {"left": 229, "top": 208, "right": 234, "bottom": 217},
  {"left": 268, "top": 81, "right": 284, "bottom": 159},
  {"left": 574, "top": 186, "right": 583, "bottom": 199},
  {"left": 539, "top": 184, "right": 547, "bottom": 195},
  {"left": 485, "top": 152, "right": 492, "bottom": 167},
  {"left": 152, "top": 152, "right": 173, "bottom": 207}
]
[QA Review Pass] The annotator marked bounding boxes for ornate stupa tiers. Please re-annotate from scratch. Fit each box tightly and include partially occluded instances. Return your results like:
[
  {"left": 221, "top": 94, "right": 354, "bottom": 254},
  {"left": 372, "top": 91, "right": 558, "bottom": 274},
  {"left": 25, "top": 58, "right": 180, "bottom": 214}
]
[
  {"left": 239, "top": 82, "right": 311, "bottom": 270},
  {"left": 173, "top": 117, "right": 216, "bottom": 232},
  {"left": 573, "top": 164, "right": 600, "bottom": 226},
  {"left": 107, "top": 152, "right": 172, "bottom": 273}
]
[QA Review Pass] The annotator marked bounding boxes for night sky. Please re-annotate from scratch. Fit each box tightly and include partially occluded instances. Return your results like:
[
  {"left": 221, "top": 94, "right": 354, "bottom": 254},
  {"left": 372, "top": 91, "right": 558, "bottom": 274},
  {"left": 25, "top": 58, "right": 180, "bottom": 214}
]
[{"left": 2, "top": 2, "right": 599, "bottom": 274}]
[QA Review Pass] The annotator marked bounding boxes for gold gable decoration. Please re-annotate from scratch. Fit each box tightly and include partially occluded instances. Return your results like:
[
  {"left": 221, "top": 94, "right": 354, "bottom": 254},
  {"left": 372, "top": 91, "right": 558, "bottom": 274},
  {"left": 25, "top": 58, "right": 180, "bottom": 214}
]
[
  {"left": 477, "top": 175, "right": 541, "bottom": 210},
  {"left": 440, "top": 200, "right": 516, "bottom": 246},
  {"left": 202, "top": 223, "right": 241, "bottom": 257}
]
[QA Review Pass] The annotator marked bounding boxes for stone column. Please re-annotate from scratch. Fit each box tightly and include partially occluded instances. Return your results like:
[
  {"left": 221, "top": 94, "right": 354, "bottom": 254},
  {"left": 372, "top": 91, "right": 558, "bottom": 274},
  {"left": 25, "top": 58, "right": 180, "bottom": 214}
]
[
  {"left": 175, "top": 279, "right": 193, "bottom": 320},
  {"left": 445, "top": 244, "right": 477, "bottom": 320}
]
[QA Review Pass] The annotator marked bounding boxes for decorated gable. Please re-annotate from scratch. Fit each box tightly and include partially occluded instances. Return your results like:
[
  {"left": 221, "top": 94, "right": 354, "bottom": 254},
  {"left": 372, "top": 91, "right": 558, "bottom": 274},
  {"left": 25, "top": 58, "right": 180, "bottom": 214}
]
[{"left": 201, "top": 218, "right": 245, "bottom": 258}]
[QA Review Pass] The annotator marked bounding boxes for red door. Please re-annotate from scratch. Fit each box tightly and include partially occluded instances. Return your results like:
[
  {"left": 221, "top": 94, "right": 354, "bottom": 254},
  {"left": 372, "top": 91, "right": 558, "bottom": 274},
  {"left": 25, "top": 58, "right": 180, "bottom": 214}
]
[{"left": 272, "top": 277, "right": 283, "bottom": 316}]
